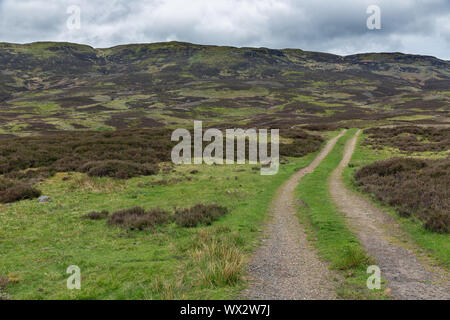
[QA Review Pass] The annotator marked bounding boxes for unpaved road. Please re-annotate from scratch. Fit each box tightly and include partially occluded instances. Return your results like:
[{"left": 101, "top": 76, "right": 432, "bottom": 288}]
[
  {"left": 329, "top": 130, "right": 450, "bottom": 300},
  {"left": 243, "top": 130, "right": 346, "bottom": 299}
]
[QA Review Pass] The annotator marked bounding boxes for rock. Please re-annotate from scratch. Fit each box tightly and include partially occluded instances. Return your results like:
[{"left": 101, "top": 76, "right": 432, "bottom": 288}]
[{"left": 38, "top": 196, "right": 51, "bottom": 203}]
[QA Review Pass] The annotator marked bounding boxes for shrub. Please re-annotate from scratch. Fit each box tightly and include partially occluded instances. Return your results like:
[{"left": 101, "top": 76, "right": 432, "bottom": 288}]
[
  {"left": 0, "top": 128, "right": 174, "bottom": 176},
  {"left": 363, "top": 126, "right": 450, "bottom": 152},
  {"left": 279, "top": 128, "right": 323, "bottom": 157},
  {"left": 108, "top": 206, "right": 170, "bottom": 230},
  {"left": 354, "top": 157, "right": 426, "bottom": 178},
  {"left": 81, "top": 160, "right": 158, "bottom": 179},
  {"left": 424, "top": 212, "right": 450, "bottom": 234},
  {"left": 82, "top": 210, "right": 109, "bottom": 220},
  {"left": 174, "top": 204, "right": 228, "bottom": 228},
  {"left": 302, "top": 123, "right": 339, "bottom": 131},
  {"left": 0, "top": 179, "right": 41, "bottom": 203},
  {"left": 0, "top": 128, "right": 174, "bottom": 203},
  {"left": 355, "top": 157, "right": 450, "bottom": 233}
]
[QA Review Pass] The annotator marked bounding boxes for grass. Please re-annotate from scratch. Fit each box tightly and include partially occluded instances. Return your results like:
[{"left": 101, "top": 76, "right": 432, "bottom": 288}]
[
  {"left": 343, "top": 133, "right": 450, "bottom": 269},
  {"left": 0, "top": 152, "right": 318, "bottom": 299},
  {"left": 295, "top": 129, "right": 388, "bottom": 299}
]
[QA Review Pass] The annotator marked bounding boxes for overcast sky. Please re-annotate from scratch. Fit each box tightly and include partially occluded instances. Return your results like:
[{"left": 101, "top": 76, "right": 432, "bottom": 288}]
[{"left": 1, "top": 0, "right": 449, "bottom": 59}]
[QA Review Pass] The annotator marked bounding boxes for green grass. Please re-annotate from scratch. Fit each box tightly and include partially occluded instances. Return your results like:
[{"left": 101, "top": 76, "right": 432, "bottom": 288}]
[
  {"left": 343, "top": 133, "right": 450, "bottom": 269},
  {"left": 295, "top": 129, "right": 388, "bottom": 299},
  {"left": 0, "top": 153, "right": 317, "bottom": 299}
]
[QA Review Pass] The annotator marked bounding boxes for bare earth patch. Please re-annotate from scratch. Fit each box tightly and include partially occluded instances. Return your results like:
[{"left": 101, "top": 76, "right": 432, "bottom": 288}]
[
  {"left": 329, "top": 130, "right": 449, "bottom": 300},
  {"left": 243, "top": 131, "right": 346, "bottom": 299}
]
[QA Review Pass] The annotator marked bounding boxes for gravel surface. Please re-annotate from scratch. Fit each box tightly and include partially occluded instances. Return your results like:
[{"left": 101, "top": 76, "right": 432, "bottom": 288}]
[
  {"left": 243, "top": 131, "right": 346, "bottom": 300},
  {"left": 329, "top": 130, "right": 450, "bottom": 300}
]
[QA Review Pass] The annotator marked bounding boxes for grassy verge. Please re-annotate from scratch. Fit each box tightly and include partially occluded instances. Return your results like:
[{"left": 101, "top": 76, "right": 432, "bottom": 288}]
[
  {"left": 0, "top": 153, "right": 317, "bottom": 299},
  {"left": 343, "top": 133, "right": 450, "bottom": 269},
  {"left": 295, "top": 129, "right": 388, "bottom": 299}
]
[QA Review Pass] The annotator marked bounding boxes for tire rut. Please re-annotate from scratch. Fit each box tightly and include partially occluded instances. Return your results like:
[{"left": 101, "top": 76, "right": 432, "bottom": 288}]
[
  {"left": 329, "top": 130, "right": 450, "bottom": 300},
  {"left": 243, "top": 130, "right": 347, "bottom": 300}
]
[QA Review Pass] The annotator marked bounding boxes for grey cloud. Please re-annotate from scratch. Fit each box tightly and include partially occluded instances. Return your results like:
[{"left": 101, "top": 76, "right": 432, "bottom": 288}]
[{"left": 0, "top": 0, "right": 448, "bottom": 59}]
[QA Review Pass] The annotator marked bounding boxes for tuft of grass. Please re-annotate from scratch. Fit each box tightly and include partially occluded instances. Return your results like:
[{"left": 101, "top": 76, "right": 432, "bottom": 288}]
[
  {"left": 148, "top": 277, "right": 185, "bottom": 300},
  {"left": 190, "top": 240, "right": 244, "bottom": 287},
  {"left": 334, "top": 245, "right": 374, "bottom": 270}
]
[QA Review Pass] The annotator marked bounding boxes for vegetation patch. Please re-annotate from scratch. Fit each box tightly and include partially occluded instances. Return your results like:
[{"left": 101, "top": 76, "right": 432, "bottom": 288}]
[
  {"left": 343, "top": 132, "right": 450, "bottom": 268},
  {"left": 81, "top": 160, "right": 158, "bottom": 179},
  {"left": 108, "top": 206, "right": 171, "bottom": 231},
  {"left": 364, "top": 126, "right": 450, "bottom": 153},
  {"left": 0, "top": 177, "right": 41, "bottom": 203},
  {"left": 354, "top": 157, "right": 450, "bottom": 233},
  {"left": 81, "top": 210, "right": 109, "bottom": 220},
  {"left": 0, "top": 151, "right": 318, "bottom": 299},
  {"left": 190, "top": 240, "right": 244, "bottom": 286},
  {"left": 0, "top": 276, "right": 10, "bottom": 300},
  {"left": 279, "top": 128, "right": 323, "bottom": 157},
  {"left": 174, "top": 204, "right": 228, "bottom": 228},
  {"left": 0, "top": 127, "right": 321, "bottom": 203},
  {"left": 0, "top": 128, "right": 173, "bottom": 176}
]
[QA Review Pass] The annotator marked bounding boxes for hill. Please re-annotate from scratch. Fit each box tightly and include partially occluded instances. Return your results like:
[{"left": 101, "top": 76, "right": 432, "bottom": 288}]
[{"left": 0, "top": 41, "right": 449, "bottom": 135}]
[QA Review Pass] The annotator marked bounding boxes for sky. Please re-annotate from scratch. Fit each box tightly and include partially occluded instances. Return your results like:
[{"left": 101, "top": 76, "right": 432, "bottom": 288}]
[{"left": 0, "top": 0, "right": 449, "bottom": 60}]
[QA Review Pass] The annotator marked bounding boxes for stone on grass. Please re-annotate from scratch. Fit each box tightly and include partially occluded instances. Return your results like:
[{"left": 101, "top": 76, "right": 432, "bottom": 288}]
[{"left": 38, "top": 196, "right": 51, "bottom": 203}]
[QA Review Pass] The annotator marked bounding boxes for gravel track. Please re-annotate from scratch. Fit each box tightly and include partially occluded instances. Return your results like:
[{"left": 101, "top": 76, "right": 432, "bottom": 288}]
[
  {"left": 243, "top": 130, "right": 347, "bottom": 300},
  {"left": 329, "top": 130, "right": 450, "bottom": 300}
]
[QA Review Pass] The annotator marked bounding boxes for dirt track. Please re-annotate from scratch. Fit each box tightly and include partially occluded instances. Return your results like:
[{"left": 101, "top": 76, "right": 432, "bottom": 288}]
[
  {"left": 243, "top": 130, "right": 346, "bottom": 299},
  {"left": 329, "top": 130, "right": 450, "bottom": 300}
]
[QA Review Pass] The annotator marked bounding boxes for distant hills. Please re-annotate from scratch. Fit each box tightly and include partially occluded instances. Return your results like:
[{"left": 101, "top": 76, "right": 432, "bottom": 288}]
[{"left": 0, "top": 41, "right": 449, "bottom": 135}]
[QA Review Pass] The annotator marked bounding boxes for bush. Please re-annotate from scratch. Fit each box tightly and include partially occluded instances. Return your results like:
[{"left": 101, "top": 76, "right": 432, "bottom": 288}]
[
  {"left": 82, "top": 210, "right": 109, "bottom": 220},
  {"left": 174, "top": 204, "right": 228, "bottom": 227},
  {"left": 302, "top": 123, "right": 339, "bottom": 131},
  {"left": 0, "top": 128, "right": 174, "bottom": 203},
  {"left": 355, "top": 157, "right": 450, "bottom": 233},
  {"left": 0, "top": 179, "right": 41, "bottom": 203},
  {"left": 424, "top": 212, "right": 450, "bottom": 234},
  {"left": 81, "top": 160, "right": 158, "bottom": 179},
  {"left": 364, "top": 126, "right": 450, "bottom": 152},
  {"left": 279, "top": 128, "right": 323, "bottom": 157},
  {"left": 354, "top": 157, "right": 426, "bottom": 178},
  {"left": 108, "top": 206, "right": 170, "bottom": 230},
  {"left": 0, "top": 128, "right": 174, "bottom": 176}
]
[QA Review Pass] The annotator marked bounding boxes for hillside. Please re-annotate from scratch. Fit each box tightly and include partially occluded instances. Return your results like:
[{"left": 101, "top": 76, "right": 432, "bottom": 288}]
[{"left": 0, "top": 41, "right": 449, "bottom": 135}]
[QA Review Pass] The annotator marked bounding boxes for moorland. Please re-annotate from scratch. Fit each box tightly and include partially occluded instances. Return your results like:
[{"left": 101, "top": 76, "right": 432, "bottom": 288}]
[{"left": 0, "top": 41, "right": 448, "bottom": 300}]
